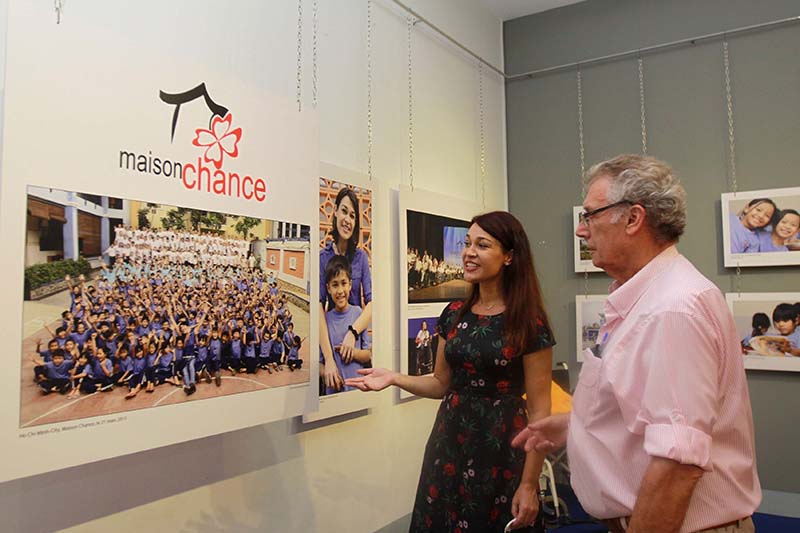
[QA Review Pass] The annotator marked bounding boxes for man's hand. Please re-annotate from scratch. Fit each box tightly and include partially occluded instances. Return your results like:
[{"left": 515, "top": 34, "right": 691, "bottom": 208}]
[{"left": 511, "top": 412, "right": 570, "bottom": 453}]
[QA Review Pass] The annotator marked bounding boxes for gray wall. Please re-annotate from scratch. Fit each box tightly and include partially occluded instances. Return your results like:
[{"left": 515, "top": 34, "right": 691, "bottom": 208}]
[{"left": 505, "top": 0, "right": 800, "bottom": 493}]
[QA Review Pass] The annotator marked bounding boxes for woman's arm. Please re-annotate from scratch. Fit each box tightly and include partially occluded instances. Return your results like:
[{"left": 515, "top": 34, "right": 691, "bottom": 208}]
[
  {"left": 346, "top": 335, "right": 452, "bottom": 399},
  {"left": 510, "top": 346, "right": 553, "bottom": 530}
]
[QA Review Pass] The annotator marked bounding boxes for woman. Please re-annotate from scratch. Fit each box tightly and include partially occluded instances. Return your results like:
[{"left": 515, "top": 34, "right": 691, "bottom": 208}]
[
  {"left": 347, "top": 211, "right": 554, "bottom": 531},
  {"left": 729, "top": 198, "right": 776, "bottom": 253},
  {"left": 757, "top": 208, "right": 800, "bottom": 252},
  {"left": 319, "top": 187, "right": 373, "bottom": 393}
]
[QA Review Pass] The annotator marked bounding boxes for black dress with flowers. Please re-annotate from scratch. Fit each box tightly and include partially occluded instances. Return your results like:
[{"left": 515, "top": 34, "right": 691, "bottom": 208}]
[{"left": 410, "top": 301, "right": 555, "bottom": 533}]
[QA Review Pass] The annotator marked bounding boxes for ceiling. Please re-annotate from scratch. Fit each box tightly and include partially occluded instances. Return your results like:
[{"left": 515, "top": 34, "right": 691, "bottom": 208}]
[{"left": 479, "top": 0, "right": 586, "bottom": 21}]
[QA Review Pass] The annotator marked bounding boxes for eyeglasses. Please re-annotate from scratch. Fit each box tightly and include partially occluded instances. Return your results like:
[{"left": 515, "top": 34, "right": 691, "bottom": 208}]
[{"left": 578, "top": 200, "right": 632, "bottom": 225}]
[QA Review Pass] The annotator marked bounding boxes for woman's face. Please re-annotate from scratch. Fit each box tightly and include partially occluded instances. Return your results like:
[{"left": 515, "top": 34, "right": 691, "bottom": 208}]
[
  {"left": 462, "top": 223, "right": 509, "bottom": 284},
  {"left": 773, "top": 213, "right": 800, "bottom": 240},
  {"left": 742, "top": 201, "right": 775, "bottom": 229},
  {"left": 334, "top": 195, "right": 357, "bottom": 243},
  {"left": 421, "top": 321, "right": 427, "bottom": 331}
]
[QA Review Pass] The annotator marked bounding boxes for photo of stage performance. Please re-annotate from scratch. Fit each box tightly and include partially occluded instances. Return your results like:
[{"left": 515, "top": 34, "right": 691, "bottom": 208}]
[
  {"left": 21, "top": 186, "right": 311, "bottom": 428},
  {"left": 407, "top": 209, "right": 471, "bottom": 303}
]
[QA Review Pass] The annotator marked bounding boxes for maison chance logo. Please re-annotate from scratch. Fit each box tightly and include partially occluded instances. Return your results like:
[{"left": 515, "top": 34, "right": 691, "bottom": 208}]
[{"left": 118, "top": 83, "right": 267, "bottom": 202}]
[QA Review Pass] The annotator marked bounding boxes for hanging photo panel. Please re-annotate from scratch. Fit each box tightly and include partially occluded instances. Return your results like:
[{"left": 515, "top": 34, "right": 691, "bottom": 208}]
[
  {"left": 721, "top": 187, "right": 800, "bottom": 267},
  {"left": 304, "top": 164, "right": 384, "bottom": 422},
  {"left": 573, "top": 206, "right": 603, "bottom": 273},
  {"left": 726, "top": 293, "right": 800, "bottom": 372},
  {"left": 1, "top": 1, "right": 319, "bottom": 482},
  {"left": 399, "top": 187, "right": 479, "bottom": 400},
  {"left": 575, "top": 295, "right": 608, "bottom": 362}
]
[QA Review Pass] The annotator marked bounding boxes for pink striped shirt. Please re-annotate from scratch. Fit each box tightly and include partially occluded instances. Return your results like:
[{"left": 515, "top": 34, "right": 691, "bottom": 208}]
[{"left": 568, "top": 246, "right": 761, "bottom": 531}]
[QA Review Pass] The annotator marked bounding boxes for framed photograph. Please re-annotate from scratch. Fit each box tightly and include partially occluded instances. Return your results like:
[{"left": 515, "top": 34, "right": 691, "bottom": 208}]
[
  {"left": 407, "top": 303, "right": 448, "bottom": 376},
  {"left": 0, "top": 0, "right": 319, "bottom": 482},
  {"left": 399, "top": 187, "right": 478, "bottom": 399},
  {"left": 573, "top": 206, "right": 603, "bottom": 273},
  {"left": 721, "top": 187, "right": 800, "bottom": 267},
  {"left": 726, "top": 293, "right": 800, "bottom": 372},
  {"left": 303, "top": 163, "right": 383, "bottom": 422},
  {"left": 575, "top": 295, "right": 608, "bottom": 362}
]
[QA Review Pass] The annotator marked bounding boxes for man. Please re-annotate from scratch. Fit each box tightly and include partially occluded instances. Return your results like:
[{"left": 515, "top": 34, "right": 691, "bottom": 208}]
[{"left": 513, "top": 155, "right": 760, "bottom": 532}]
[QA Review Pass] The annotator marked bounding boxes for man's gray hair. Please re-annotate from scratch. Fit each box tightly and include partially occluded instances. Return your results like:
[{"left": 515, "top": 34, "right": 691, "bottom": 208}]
[{"left": 584, "top": 154, "right": 687, "bottom": 242}]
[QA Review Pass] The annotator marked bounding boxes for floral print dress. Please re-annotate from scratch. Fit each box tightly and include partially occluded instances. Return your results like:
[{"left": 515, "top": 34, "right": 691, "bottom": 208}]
[{"left": 410, "top": 301, "right": 555, "bottom": 533}]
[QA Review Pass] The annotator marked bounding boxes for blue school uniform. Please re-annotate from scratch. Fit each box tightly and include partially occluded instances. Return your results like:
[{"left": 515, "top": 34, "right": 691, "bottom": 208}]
[
  {"left": 209, "top": 338, "right": 222, "bottom": 362},
  {"left": 787, "top": 329, "right": 800, "bottom": 350},
  {"left": 729, "top": 214, "right": 761, "bottom": 254},
  {"left": 320, "top": 305, "right": 371, "bottom": 395},
  {"left": 118, "top": 356, "right": 133, "bottom": 374},
  {"left": 45, "top": 360, "right": 74, "bottom": 380},
  {"left": 70, "top": 329, "right": 92, "bottom": 350},
  {"left": 757, "top": 230, "right": 788, "bottom": 253}
]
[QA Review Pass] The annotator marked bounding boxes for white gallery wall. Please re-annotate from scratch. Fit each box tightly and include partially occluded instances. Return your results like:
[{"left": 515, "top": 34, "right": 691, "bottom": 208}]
[{"left": 0, "top": 0, "right": 506, "bottom": 531}]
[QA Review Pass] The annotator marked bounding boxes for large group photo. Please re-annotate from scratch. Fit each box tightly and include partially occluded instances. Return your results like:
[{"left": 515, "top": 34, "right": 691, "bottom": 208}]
[
  {"left": 407, "top": 209, "right": 471, "bottom": 303},
  {"left": 722, "top": 186, "right": 800, "bottom": 267},
  {"left": 21, "top": 186, "right": 311, "bottom": 428},
  {"left": 318, "top": 177, "right": 373, "bottom": 397}
]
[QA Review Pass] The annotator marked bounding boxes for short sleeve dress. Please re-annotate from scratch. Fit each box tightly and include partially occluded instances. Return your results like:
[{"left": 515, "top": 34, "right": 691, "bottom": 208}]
[{"left": 410, "top": 301, "right": 555, "bottom": 532}]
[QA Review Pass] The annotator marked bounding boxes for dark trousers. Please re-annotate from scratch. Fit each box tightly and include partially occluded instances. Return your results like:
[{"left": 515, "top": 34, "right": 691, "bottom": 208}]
[
  {"left": 287, "top": 358, "right": 303, "bottom": 370},
  {"left": 243, "top": 357, "right": 258, "bottom": 374},
  {"left": 40, "top": 378, "right": 70, "bottom": 393}
]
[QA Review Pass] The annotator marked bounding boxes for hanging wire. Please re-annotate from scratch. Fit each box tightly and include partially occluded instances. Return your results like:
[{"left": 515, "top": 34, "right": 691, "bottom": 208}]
[
  {"left": 724, "top": 38, "right": 742, "bottom": 292},
  {"left": 295, "top": 0, "right": 303, "bottom": 111},
  {"left": 723, "top": 39, "right": 737, "bottom": 194},
  {"left": 366, "top": 0, "right": 374, "bottom": 181},
  {"left": 638, "top": 56, "right": 648, "bottom": 154},
  {"left": 312, "top": 0, "right": 318, "bottom": 108},
  {"left": 577, "top": 66, "right": 586, "bottom": 197},
  {"left": 736, "top": 264, "right": 742, "bottom": 295},
  {"left": 54, "top": 0, "right": 63, "bottom": 24},
  {"left": 584, "top": 270, "right": 589, "bottom": 297},
  {"left": 407, "top": 15, "right": 415, "bottom": 191},
  {"left": 479, "top": 62, "right": 486, "bottom": 209}
]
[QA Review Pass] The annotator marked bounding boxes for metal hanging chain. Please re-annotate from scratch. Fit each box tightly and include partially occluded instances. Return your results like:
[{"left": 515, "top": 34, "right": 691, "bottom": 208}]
[
  {"left": 736, "top": 264, "right": 742, "bottom": 295},
  {"left": 479, "top": 62, "right": 486, "bottom": 209},
  {"left": 407, "top": 15, "right": 415, "bottom": 191},
  {"left": 296, "top": 0, "right": 303, "bottom": 111},
  {"left": 723, "top": 40, "right": 737, "bottom": 194},
  {"left": 638, "top": 56, "right": 648, "bottom": 154},
  {"left": 312, "top": 0, "right": 318, "bottom": 108},
  {"left": 577, "top": 66, "right": 586, "bottom": 197},
  {"left": 54, "top": 0, "right": 63, "bottom": 24},
  {"left": 366, "top": 0, "right": 374, "bottom": 181},
  {"left": 584, "top": 270, "right": 589, "bottom": 297},
  {"left": 724, "top": 39, "right": 742, "bottom": 290}
]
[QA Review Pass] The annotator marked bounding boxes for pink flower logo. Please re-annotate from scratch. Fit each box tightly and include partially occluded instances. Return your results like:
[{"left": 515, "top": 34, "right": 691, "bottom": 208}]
[{"left": 192, "top": 113, "right": 242, "bottom": 169}]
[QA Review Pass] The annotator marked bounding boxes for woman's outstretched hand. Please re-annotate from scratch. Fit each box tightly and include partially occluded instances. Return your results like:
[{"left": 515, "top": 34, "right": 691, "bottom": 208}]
[{"left": 344, "top": 368, "right": 396, "bottom": 392}]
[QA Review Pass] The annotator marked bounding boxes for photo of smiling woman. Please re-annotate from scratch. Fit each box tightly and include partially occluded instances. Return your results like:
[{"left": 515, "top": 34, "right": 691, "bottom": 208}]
[{"left": 318, "top": 179, "right": 373, "bottom": 395}]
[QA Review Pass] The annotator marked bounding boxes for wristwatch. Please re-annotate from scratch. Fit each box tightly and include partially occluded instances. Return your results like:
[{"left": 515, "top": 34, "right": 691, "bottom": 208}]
[{"left": 347, "top": 325, "right": 360, "bottom": 341}]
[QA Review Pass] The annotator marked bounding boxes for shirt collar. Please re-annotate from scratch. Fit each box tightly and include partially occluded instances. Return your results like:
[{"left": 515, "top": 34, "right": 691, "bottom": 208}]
[{"left": 605, "top": 245, "right": 680, "bottom": 321}]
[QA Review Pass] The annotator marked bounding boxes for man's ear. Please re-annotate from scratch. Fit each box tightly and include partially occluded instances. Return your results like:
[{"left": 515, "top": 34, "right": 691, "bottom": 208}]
[{"left": 624, "top": 204, "right": 647, "bottom": 236}]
